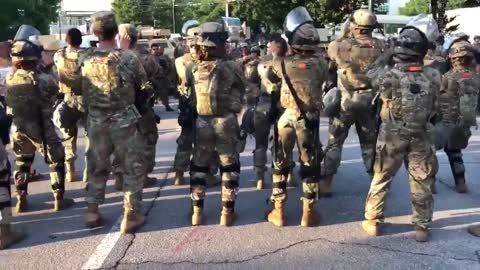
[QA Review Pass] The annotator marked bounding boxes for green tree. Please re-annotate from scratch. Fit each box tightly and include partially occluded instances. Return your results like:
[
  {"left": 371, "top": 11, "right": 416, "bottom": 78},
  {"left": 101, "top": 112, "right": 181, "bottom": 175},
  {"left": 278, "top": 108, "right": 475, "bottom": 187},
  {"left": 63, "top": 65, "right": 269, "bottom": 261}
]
[
  {"left": 398, "top": 0, "right": 430, "bottom": 15},
  {"left": 0, "top": 0, "right": 60, "bottom": 40},
  {"left": 112, "top": 0, "right": 153, "bottom": 25}
]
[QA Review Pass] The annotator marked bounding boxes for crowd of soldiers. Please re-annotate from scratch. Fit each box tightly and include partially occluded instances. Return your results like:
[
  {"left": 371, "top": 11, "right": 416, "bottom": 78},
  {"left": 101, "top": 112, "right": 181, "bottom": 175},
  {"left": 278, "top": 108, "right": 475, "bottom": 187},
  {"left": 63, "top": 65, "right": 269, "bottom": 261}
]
[{"left": 1, "top": 5, "right": 480, "bottom": 250}]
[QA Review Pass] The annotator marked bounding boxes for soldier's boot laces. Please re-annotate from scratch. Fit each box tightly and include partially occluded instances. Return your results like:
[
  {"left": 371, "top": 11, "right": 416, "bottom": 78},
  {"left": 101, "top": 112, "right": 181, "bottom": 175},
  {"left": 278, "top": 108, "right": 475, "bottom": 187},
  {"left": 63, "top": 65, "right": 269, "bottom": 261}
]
[
  {"left": 15, "top": 191, "right": 28, "bottom": 213},
  {"left": 53, "top": 191, "right": 75, "bottom": 211},
  {"left": 455, "top": 177, "right": 468, "bottom": 194},
  {"left": 114, "top": 173, "right": 124, "bottom": 191},
  {"left": 220, "top": 206, "right": 236, "bottom": 226},
  {"left": 301, "top": 200, "right": 321, "bottom": 227},
  {"left": 318, "top": 175, "right": 333, "bottom": 198},
  {"left": 255, "top": 171, "right": 264, "bottom": 190},
  {"left": 66, "top": 162, "right": 77, "bottom": 183},
  {"left": 267, "top": 201, "right": 285, "bottom": 227},
  {"left": 174, "top": 171, "right": 184, "bottom": 186},
  {"left": 85, "top": 204, "right": 102, "bottom": 228},
  {"left": 287, "top": 171, "right": 297, "bottom": 187},
  {"left": 191, "top": 206, "right": 203, "bottom": 226},
  {"left": 0, "top": 224, "right": 25, "bottom": 250},
  {"left": 120, "top": 209, "right": 145, "bottom": 234},
  {"left": 144, "top": 176, "right": 157, "bottom": 188},
  {"left": 361, "top": 220, "right": 379, "bottom": 237},
  {"left": 467, "top": 224, "right": 480, "bottom": 237},
  {"left": 206, "top": 174, "right": 221, "bottom": 188},
  {"left": 415, "top": 226, "right": 430, "bottom": 242}
]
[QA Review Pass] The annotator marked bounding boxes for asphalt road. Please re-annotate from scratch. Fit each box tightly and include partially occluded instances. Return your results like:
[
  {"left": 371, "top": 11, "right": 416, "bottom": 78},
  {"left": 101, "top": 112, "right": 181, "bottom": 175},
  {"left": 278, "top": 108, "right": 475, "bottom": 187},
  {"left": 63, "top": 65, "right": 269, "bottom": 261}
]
[{"left": 1, "top": 104, "right": 480, "bottom": 270}]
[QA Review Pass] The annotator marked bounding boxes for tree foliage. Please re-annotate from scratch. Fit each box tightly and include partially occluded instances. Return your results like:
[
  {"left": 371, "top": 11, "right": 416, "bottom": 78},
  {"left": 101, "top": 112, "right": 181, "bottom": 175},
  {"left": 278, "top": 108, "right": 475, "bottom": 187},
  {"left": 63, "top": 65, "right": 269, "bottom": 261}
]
[
  {"left": 0, "top": 0, "right": 60, "bottom": 41},
  {"left": 112, "top": 0, "right": 153, "bottom": 25}
]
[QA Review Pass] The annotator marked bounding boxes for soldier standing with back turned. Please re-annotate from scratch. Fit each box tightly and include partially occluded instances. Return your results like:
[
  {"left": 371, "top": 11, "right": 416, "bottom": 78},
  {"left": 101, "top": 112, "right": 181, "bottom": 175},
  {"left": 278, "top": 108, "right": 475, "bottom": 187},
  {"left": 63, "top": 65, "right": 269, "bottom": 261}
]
[
  {"left": 266, "top": 7, "right": 328, "bottom": 227},
  {"left": 321, "top": 9, "right": 385, "bottom": 197},
  {"left": 82, "top": 11, "right": 152, "bottom": 234}
]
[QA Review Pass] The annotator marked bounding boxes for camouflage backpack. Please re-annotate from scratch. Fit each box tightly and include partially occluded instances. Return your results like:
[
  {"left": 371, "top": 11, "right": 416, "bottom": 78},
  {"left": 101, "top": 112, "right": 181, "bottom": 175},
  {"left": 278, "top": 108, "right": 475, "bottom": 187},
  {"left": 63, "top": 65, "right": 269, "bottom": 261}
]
[
  {"left": 389, "top": 66, "right": 436, "bottom": 135},
  {"left": 81, "top": 49, "right": 136, "bottom": 111},
  {"left": 5, "top": 69, "right": 41, "bottom": 121},
  {"left": 55, "top": 48, "right": 83, "bottom": 96},
  {"left": 455, "top": 70, "right": 480, "bottom": 127}
]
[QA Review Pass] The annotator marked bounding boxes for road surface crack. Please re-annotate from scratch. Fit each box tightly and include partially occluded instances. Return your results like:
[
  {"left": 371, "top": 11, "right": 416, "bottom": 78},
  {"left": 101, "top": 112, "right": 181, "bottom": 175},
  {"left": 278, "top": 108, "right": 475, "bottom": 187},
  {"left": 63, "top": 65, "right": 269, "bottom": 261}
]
[{"left": 116, "top": 235, "right": 478, "bottom": 267}]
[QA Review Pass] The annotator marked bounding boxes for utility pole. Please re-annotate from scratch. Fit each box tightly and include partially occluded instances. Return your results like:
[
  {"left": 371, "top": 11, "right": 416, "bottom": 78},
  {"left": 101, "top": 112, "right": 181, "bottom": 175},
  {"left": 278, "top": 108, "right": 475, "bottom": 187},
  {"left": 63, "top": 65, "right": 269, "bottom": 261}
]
[
  {"left": 172, "top": 0, "right": 176, "bottom": 33},
  {"left": 368, "top": 0, "right": 374, "bottom": 11}
]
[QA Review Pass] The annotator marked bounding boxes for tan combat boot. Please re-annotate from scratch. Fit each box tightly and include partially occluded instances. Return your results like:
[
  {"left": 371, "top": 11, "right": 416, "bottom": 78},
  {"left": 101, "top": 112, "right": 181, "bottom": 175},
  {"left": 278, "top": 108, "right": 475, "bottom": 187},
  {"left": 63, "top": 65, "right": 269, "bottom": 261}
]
[
  {"left": 362, "top": 220, "right": 379, "bottom": 236},
  {"left": 0, "top": 224, "right": 25, "bottom": 250},
  {"left": 144, "top": 176, "right": 157, "bottom": 188},
  {"left": 114, "top": 173, "right": 124, "bottom": 191},
  {"left": 173, "top": 170, "right": 184, "bottom": 186},
  {"left": 318, "top": 175, "right": 333, "bottom": 198},
  {"left": 53, "top": 191, "right": 75, "bottom": 211},
  {"left": 455, "top": 177, "right": 468, "bottom": 193},
  {"left": 191, "top": 206, "right": 203, "bottom": 226},
  {"left": 220, "top": 206, "right": 237, "bottom": 226},
  {"left": 120, "top": 209, "right": 145, "bottom": 234},
  {"left": 301, "top": 200, "right": 321, "bottom": 227},
  {"left": 66, "top": 162, "right": 77, "bottom": 183},
  {"left": 467, "top": 224, "right": 480, "bottom": 237},
  {"left": 15, "top": 191, "right": 28, "bottom": 213},
  {"left": 255, "top": 171, "right": 264, "bottom": 190},
  {"left": 267, "top": 201, "right": 285, "bottom": 227},
  {"left": 415, "top": 226, "right": 430, "bottom": 242},
  {"left": 85, "top": 204, "right": 102, "bottom": 228}
]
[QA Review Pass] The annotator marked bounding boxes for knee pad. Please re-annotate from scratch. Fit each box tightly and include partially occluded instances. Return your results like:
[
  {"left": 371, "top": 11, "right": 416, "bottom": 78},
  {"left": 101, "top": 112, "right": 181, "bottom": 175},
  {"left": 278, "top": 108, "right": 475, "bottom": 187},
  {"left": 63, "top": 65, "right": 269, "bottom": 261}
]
[
  {"left": 190, "top": 163, "right": 210, "bottom": 175},
  {"left": 300, "top": 164, "right": 320, "bottom": 181},
  {"left": 220, "top": 163, "right": 240, "bottom": 175}
]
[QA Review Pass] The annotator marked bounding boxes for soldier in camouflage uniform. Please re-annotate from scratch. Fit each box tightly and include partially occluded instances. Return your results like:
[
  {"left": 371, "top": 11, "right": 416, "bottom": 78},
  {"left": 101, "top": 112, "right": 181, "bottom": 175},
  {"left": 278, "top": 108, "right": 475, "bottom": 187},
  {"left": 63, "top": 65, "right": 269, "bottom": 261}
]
[
  {"left": 321, "top": 9, "right": 385, "bottom": 197},
  {"left": 255, "top": 34, "right": 290, "bottom": 190},
  {"left": 151, "top": 43, "right": 174, "bottom": 111},
  {"left": 265, "top": 7, "right": 328, "bottom": 227},
  {"left": 81, "top": 11, "right": 152, "bottom": 234},
  {"left": 115, "top": 23, "right": 162, "bottom": 190},
  {"left": 436, "top": 36, "right": 480, "bottom": 193},
  {"left": 362, "top": 24, "right": 441, "bottom": 242},
  {"left": 53, "top": 28, "right": 85, "bottom": 183},
  {"left": 6, "top": 40, "right": 74, "bottom": 213},
  {"left": 189, "top": 22, "right": 245, "bottom": 226},
  {"left": 0, "top": 43, "right": 24, "bottom": 249}
]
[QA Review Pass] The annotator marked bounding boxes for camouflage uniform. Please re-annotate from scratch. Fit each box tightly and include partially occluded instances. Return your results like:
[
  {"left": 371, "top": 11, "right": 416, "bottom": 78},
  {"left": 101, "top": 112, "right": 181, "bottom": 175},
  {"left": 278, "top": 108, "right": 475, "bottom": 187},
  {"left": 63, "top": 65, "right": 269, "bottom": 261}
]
[
  {"left": 189, "top": 22, "right": 245, "bottom": 226},
  {"left": 436, "top": 38, "right": 480, "bottom": 193},
  {"left": 81, "top": 12, "right": 153, "bottom": 235},
  {"left": 54, "top": 47, "right": 85, "bottom": 182},
  {"left": 266, "top": 7, "right": 328, "bottom": 227},
  {"left": 323, "top": 26, "right": 385, "bottom": 181},
  {"left": 154, "top": 54, "right": 174, "bottom": 108},
  {"left": 362, "top": 21, "right": 443, "bottom": 242},
  {"left": 7, "top": 43, "right": 72, "bottom": 212}
]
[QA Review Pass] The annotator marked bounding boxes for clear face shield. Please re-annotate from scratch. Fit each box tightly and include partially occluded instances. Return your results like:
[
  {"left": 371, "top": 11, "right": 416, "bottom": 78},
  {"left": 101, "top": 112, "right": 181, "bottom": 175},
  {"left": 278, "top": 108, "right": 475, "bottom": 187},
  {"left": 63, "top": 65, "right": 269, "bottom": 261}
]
[
  {"left": 283, "top": 6, "right": 313, "bottom": 39},
  {"left": 14, "top": 25, "right": 41, "bottom": 41},
  {"left": 182, "top": 20, "right": 200, "bottom": 36}
]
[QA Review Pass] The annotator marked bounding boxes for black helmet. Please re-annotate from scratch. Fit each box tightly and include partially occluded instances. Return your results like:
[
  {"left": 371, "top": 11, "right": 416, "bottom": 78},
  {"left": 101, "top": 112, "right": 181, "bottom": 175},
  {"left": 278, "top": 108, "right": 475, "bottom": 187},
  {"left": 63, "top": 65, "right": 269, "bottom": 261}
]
[
  {"left": 283, "top": 7, "right": 319, "bottom": 51},
  {"left": 10, "top": 40, "right": 42, "bottom": 62},
  {"left": 394, "top": 27, "right": 429, "bottom": 58}
]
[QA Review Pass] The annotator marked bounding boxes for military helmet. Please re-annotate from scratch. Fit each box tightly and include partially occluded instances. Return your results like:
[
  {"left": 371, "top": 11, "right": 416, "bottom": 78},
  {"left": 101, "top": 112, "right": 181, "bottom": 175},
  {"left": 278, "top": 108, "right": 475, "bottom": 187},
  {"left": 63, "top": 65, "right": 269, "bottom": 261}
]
[
  {"left": 284, "top": 6, "right": 319, "bottom": 51},
  {"left": 196, "top": 22, "right": 228, "bottom": 48},
  {"left": 90, "top": 11, "right": 118, "bottom": 36},
  {"left": 118, "top": 24, "right": 138, "bottom": 40},
  {"left": 394, "top": 27, "right": 429, "bottom": 58},
  {"left": 474, "top": 35, "right": 480, "bottom": 41},
  {"left": 449, "top": 39, "right": 475, "bottom": 59},
  {"left": 10, "top": 40, "right": 42, "bottom": 62},
  {"left": 250, "top": 46, "right": 260, "bottom": 53},
  {"left": 182, "top": 20, "right": 200, "bottom": 36},
  {"left": 350, "top": 9, "right": 377, "bottom": 29}
]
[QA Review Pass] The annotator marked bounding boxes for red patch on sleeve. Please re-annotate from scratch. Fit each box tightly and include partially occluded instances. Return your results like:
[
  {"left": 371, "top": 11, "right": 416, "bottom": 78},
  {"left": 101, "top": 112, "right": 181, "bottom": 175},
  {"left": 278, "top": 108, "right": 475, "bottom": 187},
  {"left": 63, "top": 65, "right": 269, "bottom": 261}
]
[{"left": 461, "top": 73, "right": 471, "bottom": 79}]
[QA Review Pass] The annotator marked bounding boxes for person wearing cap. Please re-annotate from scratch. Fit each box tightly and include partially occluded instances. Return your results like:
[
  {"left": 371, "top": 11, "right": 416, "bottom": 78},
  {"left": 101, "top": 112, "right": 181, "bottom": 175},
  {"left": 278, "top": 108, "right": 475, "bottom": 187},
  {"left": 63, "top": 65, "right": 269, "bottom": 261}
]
[
  {"left": 362, "top": 23, "right": 441, "bottom": 242},
  {"left": 188, "top": 21, "right": 246, "bottom": 226},
  {"left": 115, "top": 23, "right": 162, "bottom": 190},
  {"left": 53, "top": 28, "right": 85, "bottom": 183},
  {"left": 435, "top": 36, "right": 480, "bottom": 194},
  {"left": 264, "top": 7, "right": 327, "bottom": 227},
  {"left": 6, "top": 39, "right": 75, "bottom": 214},
  {"left": 81, "top": 11, "right": 152, "bottom": 234},
  {"left": 321, "top": 8, "right": 386, "bottom": 197}
]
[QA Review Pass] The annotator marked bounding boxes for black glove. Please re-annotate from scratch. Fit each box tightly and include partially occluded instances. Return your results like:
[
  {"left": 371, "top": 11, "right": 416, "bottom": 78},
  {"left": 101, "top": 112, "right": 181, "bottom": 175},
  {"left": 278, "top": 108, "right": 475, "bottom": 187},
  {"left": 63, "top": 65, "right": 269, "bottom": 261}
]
[{"left": 304, "top": 111, "right": 320, "bottom": 130}]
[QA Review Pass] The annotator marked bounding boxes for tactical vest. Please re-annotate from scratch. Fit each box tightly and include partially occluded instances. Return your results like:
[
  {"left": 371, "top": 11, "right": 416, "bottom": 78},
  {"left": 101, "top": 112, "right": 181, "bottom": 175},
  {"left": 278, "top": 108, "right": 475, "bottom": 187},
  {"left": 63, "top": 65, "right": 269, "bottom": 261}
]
[
  {"left": 81, "top": 49, "right": 135, "bottom": 111},
  {"left": 385, "top": 66, "right": 435, "bottom": 134},
  {"left": 56, "top": 48, "right": 82, "bottom": 96},
  {"left": 6, "top": 69, "right": 41, "bottom": 121},
  {"left": 280, "top": 55, "right": 325, "bottom": 112},
  {"left": 445, "top": 70, "right": 480, "bottom": 127},
  {"left": 336, "top": 37, "right": 383, "bottom": 91},
  {"left": 244, "top": 59, "right": 260, "bottom": 85}
]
